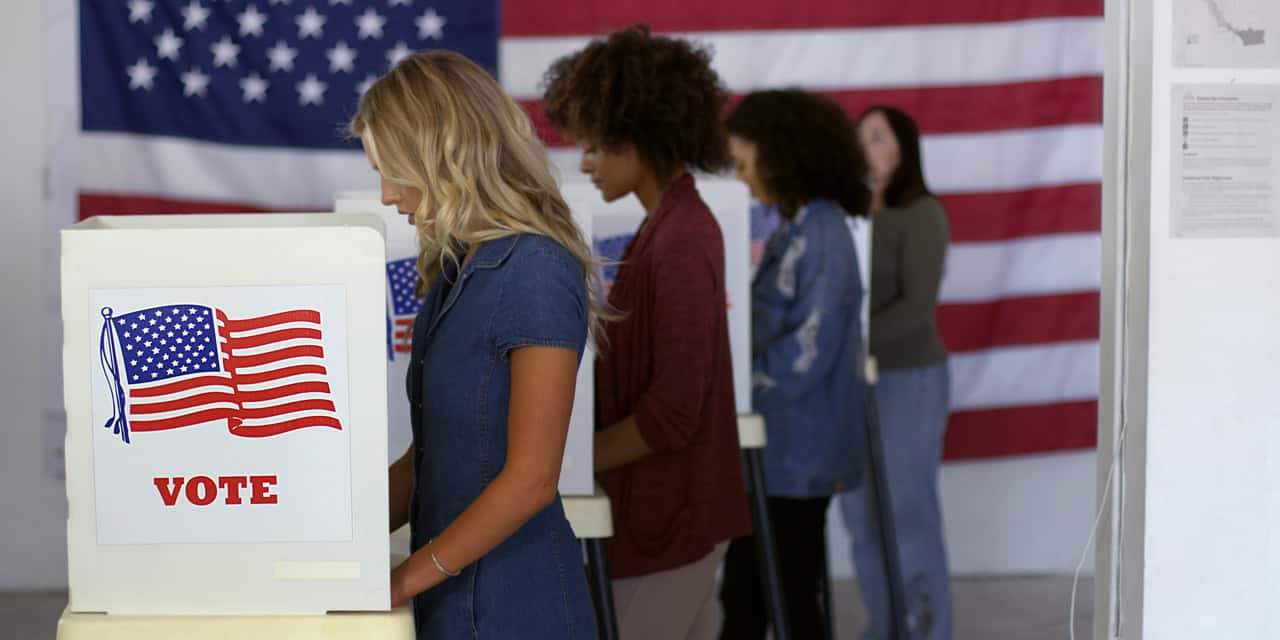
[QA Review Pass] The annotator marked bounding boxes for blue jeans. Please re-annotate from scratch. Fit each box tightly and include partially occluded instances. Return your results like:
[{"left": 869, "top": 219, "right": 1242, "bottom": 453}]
[{"left": 840, "top": 361, "right": 952, "bottom": 640}]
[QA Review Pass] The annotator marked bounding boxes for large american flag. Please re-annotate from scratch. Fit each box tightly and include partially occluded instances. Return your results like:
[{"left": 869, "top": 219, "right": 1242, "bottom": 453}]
[
  {"left": 68, "top": 0, "right": 1102, "bottom": 460},
  {"left": 99, "top": 304, "right": 342, "bottom": 443}
]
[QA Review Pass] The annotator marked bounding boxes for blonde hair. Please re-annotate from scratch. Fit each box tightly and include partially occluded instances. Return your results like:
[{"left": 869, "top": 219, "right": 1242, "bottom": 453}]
[{"left": 349, "top": 50, "right": 612, "bottom": 342}]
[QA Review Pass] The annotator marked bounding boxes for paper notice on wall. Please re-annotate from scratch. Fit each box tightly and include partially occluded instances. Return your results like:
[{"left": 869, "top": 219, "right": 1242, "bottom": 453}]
[
  {"left": 1172, "top": 84, "right": 1280, "bottom": 238},
  {"left": 1173, "top": 0, "right": 1280, "bottom": 68}
]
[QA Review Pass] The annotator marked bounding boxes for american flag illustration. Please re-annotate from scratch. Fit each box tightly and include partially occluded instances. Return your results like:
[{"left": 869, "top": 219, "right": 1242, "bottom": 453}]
[
  {"left": 386, "top": 257, "right": 421, "bottom": 357},
  {"left": 99, "top": 304, "right": 342, "bottom": 444}
]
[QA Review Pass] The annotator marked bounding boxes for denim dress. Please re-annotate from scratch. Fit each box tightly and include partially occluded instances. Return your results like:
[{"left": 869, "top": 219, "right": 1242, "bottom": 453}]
[{"left": 406, "top": 233, "right": 597, "bottom": 639}]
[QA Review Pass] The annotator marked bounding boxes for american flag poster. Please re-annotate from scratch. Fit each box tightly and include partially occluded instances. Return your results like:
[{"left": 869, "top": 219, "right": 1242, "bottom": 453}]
[
  {"left": 54, "top": 0, "right": 1103, "bottom": 461},
  {"left": 89, "top": 285, "right": 353, "bottom": 545}
]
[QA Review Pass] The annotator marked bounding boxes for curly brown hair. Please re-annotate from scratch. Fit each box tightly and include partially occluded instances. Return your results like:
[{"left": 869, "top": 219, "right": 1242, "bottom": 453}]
[
  {"left": 726, "top": 90, "right": 870, "bottom": 218},
  {"left": 541, "top": 25, "right": 731, "bottom": 181}
]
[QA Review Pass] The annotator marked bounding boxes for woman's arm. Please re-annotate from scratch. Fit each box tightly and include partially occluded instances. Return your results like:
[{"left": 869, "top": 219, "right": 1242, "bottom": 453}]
[
  {"left": 595, "top": 246, "right": 720, "bottom": 471},
  {"left": 388, "top": 446, "right": 413, "bottom": 533},
  {"left": 390, "top": 345, "right": 578, "bottom": 607}
]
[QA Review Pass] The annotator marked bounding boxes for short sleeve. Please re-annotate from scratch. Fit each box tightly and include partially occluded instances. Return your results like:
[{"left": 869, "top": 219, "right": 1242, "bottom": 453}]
[{"left": 490, "top": 238, "right": 589, "bottom": 360}]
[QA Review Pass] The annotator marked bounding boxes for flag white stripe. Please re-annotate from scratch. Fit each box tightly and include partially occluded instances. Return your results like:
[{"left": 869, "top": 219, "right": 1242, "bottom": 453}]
[
  {"left": 237, "top": 373, "right": 331, "bottom": 392},
  {"left": 231, "top": 337, "right": 324, "bottom": 357},
  {"left": 238, "top": 409, "right": 341, "bottom": 427},
  {"left": 227, "top": 320, "right": 323, "bottom": 339},
  {"left": 499, "top": 17, "right": 1105, "bottom": 99},
  {"left": 950, "top": 340, "right": 1098, "bottom": 412},
  {"left": 129, "top": 402, "right": 241, "bottom": 422},
  {"left": 80, "top": 125, "right": 1099, "bottom": 208},
  {"left": 240, "top": 392, "right": 334, "bottom": 410},
  {"left": 940, "top": 233, "right": 1101, "bottom": 304},
  {"left": 129, "top": 385, "right": 235, "bottom": 405},
  {"left": 234, "top": 356, "right": 327, "bottom": 377}
]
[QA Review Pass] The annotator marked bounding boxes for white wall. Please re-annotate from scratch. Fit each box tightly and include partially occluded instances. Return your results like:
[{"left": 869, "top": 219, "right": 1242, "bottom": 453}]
[
  {"left": 0, "top": 1, "right": 67, "bottom": 590},
  {"left": 1100, "top": 1, "right": 1280, "bottom": 638}
]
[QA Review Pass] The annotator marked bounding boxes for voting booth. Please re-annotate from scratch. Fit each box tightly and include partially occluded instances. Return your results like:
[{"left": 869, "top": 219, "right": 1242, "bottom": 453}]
[
  {"left": 60, "top": 213, "right": 391, "bottom": 617},
  {"left": 334, "top": 193, "right": 597, "bottom": 496}
]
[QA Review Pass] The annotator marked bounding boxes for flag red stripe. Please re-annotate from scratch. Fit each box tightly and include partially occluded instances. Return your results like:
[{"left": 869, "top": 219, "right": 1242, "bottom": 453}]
[
  {"left": 237, "top": 381, "right": 333, "bottom": 403},
  {"left": 394, "top": 344, "right": 411, "bottom": 353},
  {"left": 522, "top": 76, "right": 1101, "bottom": 148},
  {"left": 131, "top": 407, "right": 238, "bottom": 432},
  {"left": 234, "top": 364, "right": 328, "bottom": 386},
  {"left": 502, "top": 0, "right": 1103, "bottom": 37},
  {"left": 229, "top": 345, "right": 326, "bottom": 369},
  {"left": 232, "top": 327, "right": 323, "bottom": 349},
  {"left": 231, "top": 415, "right": 344, "bottom": 437},
  {"left": 239, "top": 398, "right": 337, "bottom": 419},
  {"left": 78, "top": 194, "right": 289, "bottom": 221},
  {"left": 943, "top": 400, "right": 1097, "bottom": 459},
  {"left": 395, "top": 318, "right": 414, "bottom": 326},
  {"left": 938, "top": 292, "right": 1099, "bottom": 353},
  {"left": 222, "top": 310, "right": 322, "bottom": 333},
  {"left": 941, "top": 183, "right": 1101, "bottom": 243},
  {"left": 127, "top": 374, "right": 232, "bottom": 398}
]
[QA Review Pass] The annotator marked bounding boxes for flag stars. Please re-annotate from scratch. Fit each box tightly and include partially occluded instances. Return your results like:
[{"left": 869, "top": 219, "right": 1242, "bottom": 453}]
[
  {"left": 296, "top": 7, "right": 326, "bottom": 39},
  {"left": 268, "top": 41, "right": 298, "bottom": 72},
  {"left": 356, "top": 8, "right": 386, "bottom": 39},
  {"left": 128, "top": 0, "right": 154, "bottom": 24},
  {"left": 181, "top": 1, "right": 210, "bottom": 31},
  {"left": 386, "top": 42, "right": 413, "bottom": 67},
  {"left": 181, "top": 67, "right": 211, "bottom": 97},
  {"left": 238, "top": 5, "right": 268, "bottom": 37},
  {"left": 327, "top": 41, "right": 357, "bottom": 73},
  {"left": 155, "top": 29, "right": 184, "bottom": 61},
  {"left": 356, "top": 74, "right": 377, "bottom": 96},
  {"left": 240, "top": 72, "right": 269, "bottom": 102},
  {"left": 416, "top": 8, "right": 445, "bottom": 40},
  {"left": 127, "top": 58, "right": 157, "bottom": 91},
  {"left": 212, "top": 36, "right": 241, "bottom": 68},
  {"left": 296, "top": 73, "right": 327, "bottom": 106}
]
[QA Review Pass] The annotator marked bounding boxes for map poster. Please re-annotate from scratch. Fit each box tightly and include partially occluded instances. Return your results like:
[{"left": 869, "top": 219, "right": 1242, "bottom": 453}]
[{"left": 1174, "top": 0, "right": 1280, "bottom": 68}]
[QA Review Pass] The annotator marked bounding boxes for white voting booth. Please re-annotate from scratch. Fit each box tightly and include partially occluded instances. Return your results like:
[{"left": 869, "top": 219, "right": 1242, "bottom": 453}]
[
  {"left": 60, "top": 214, "right": 393, "bottom": 622},
  {"left": 333, "top": 192, "right": 597, "bottom": 497}
]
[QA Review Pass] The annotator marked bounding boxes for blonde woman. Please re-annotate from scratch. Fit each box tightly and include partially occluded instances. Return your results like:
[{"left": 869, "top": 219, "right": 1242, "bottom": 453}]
[{"left": 350, "top": 51, "right": 602, "bottom": 639}]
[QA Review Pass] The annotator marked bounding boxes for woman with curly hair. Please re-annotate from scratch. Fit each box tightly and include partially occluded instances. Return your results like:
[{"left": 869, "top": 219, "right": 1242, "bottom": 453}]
[
  {"left": 542, "top": 25, "right": 751, "bottom": 640},
  {"left": 719, "top": 89, "right": 872, "bottom": 639}
]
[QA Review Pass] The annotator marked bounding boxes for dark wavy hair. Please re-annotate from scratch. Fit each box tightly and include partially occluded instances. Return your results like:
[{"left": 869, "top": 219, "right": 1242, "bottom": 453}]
[
  {"left": 857, "top": 106, "right": 930, "bottom": 208},
  {"left": 540, "top": 24, "right": 731, "bottom": 181},
  {"left": 725, "top": 90, "right": 869, "bottom": 218}
]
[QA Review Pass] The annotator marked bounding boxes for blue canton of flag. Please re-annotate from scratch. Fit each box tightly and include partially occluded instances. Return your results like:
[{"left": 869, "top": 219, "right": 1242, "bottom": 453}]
[
  {"left": 386, "top": 256, "right": 420, "bottom": 358},
  {"left": 80, "top": 0, "right": 499, "bottom": 150},
  {"left": 112, "top": 305, "right": 223, "bottom": 383}
]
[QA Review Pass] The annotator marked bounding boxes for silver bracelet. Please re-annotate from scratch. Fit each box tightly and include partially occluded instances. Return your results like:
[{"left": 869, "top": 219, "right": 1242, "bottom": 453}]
[{"left": 427, "top": 539, "right": 460, "bottom": 578}]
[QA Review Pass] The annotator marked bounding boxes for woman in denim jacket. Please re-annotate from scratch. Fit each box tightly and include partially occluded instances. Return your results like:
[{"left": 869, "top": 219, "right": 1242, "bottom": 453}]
[{"left": 719, "top": 90, "right": 871, "bottom": 640}]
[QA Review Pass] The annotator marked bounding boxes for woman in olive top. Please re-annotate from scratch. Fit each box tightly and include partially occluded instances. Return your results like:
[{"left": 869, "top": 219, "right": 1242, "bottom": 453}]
[{"left": 840, "top": 106, "right": 953, "bottom": 640}]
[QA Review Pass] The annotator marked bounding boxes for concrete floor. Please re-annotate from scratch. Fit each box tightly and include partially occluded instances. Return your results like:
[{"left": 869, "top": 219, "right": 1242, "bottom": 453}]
[{"left": 3, "top": 576, "right": 1093, "bottom": 639}]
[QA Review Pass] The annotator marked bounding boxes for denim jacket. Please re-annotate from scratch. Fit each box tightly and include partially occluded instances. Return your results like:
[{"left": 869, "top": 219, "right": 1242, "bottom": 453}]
[{"left": 752, "top": 199, "right": 869, "bottom": 497}]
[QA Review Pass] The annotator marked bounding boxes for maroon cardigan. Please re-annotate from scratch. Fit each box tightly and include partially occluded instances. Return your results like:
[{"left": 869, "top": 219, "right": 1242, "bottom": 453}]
[{"left": 595, "top": 175, "right": 752, "bottom": 578}]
